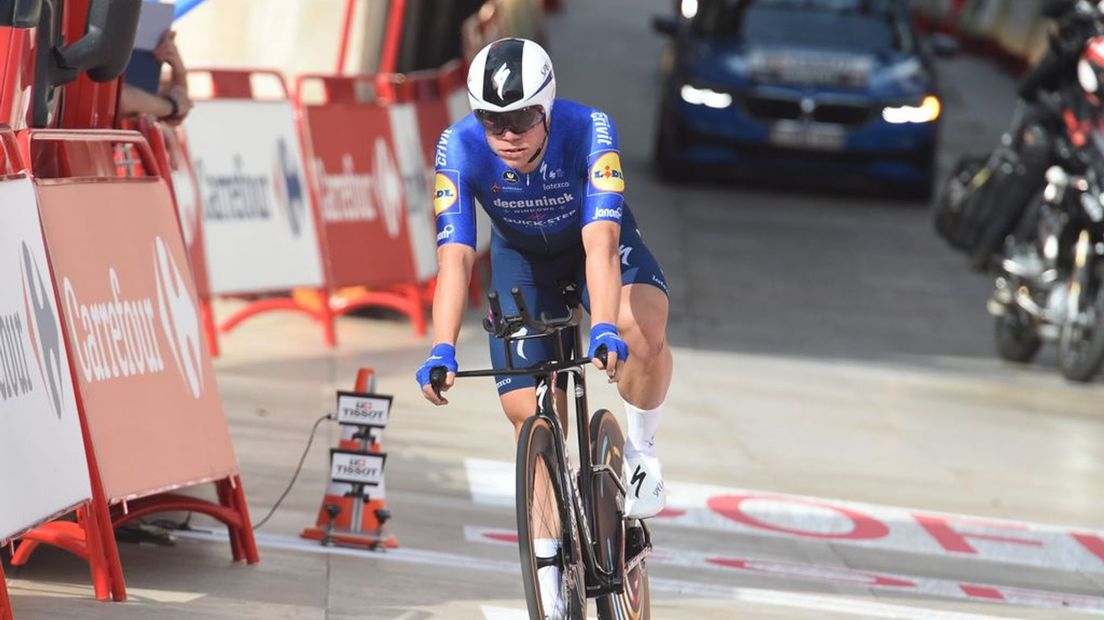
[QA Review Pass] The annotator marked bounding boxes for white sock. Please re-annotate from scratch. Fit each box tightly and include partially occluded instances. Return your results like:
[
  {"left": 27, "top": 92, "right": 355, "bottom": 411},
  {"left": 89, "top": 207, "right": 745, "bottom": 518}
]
[
  {"left": 534, "top": 538, "right": 562, "bottom": 615},
  {"left": 624, "top": 399, "right": 663, "bottom": 458}
]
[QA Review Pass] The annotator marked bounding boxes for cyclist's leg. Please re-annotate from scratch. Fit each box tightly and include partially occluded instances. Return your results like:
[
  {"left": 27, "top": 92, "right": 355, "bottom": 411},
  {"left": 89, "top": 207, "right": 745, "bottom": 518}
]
[
  {"left": 489, "top": 239, "right": 575, "bottom": 437},
  {"left": 580, "top": 220, "right": 672, "bottom": 517}
]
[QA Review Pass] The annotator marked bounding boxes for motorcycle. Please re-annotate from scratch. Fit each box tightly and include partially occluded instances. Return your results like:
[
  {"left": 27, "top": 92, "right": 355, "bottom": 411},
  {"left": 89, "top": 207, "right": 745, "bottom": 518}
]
[{"left": 989, "top": 126, "right": 1104, "bottom": 382}]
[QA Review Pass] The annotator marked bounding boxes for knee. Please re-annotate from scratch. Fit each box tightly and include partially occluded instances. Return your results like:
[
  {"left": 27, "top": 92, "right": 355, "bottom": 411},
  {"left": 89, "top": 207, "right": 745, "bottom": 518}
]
[{"left": 619, "top": 318, "right": 668, "bottom": 367}]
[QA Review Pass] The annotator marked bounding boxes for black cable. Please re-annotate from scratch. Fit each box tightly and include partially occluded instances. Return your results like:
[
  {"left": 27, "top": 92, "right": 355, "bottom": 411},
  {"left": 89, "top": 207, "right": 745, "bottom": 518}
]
[{"left": 252, "top": 413, "right": 334, "bottom": 530}]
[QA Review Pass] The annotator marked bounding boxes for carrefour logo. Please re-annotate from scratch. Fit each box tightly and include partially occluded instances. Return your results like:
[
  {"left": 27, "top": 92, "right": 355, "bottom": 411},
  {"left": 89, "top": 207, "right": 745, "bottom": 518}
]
[
  {"left": 589, "top": 151, "right": 624, "bottom": 194},
  {"left": 62, "top": 236, "right": 203, "bottom": 400},
  {"left": 272, "top": 138, "right": 307, "bottom": 237},
  {"left": 434, "top": 171, "right": 461, "bottom": 217},
  {"left": 19, "top": 241, "right": 65, "bottom": 417},
  {"left": 153, "top": 237, "right": 203, "bottom": 399}
]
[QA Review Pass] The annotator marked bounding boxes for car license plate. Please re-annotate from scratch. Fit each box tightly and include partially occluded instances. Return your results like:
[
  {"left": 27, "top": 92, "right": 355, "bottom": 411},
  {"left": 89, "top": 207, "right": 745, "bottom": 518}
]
[{"left": 768, "top": 121, "right": 845, "bottom": 151}]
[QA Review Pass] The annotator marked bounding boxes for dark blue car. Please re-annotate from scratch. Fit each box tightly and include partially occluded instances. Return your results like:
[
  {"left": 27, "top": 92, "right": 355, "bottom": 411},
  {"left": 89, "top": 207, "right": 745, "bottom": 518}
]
[{"left": 653, "top": 0, "right": 951, "bottom": 197}]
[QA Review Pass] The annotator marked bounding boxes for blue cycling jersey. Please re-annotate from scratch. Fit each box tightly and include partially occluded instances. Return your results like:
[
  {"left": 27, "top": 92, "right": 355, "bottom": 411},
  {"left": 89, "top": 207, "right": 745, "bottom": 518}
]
[{"left": 433, "top": 99, "right": 629, "bottom": 255}]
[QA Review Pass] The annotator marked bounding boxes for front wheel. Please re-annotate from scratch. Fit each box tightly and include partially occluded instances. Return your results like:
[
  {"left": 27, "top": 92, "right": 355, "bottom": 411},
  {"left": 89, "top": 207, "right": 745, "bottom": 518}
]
[
  {"left": 517, "top": 415, "right": 586, "bottom": 620},
  {"left": 591, "top": 410, "right": 651, "bottom": 620},
  {"left": 1058, "top": 232, "right": 1104, "bottom": 382}
]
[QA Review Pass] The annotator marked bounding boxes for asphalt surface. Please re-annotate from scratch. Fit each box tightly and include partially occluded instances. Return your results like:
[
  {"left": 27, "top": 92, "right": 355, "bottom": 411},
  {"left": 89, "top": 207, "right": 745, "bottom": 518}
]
[{"left": 6, "top": 1, "right": 1104, "bottom": 619}]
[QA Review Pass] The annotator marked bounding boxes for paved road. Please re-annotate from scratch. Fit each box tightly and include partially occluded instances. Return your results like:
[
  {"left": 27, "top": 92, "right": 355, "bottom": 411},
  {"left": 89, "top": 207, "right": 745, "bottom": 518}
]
[{"left": 7, "top": 1, "right": 1104, "bottom": 619}]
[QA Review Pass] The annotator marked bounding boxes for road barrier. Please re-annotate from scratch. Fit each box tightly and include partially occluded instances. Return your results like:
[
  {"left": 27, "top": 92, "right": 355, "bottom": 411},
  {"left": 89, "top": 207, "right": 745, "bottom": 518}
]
[
  {"left": 0, "top": 127, "right": 94, "bottom": 618},
  {"left": 184, "top": 69, "right": 334, "bottom": 343},
  {"left": 294, "top": 73, "right": 437, "bottom": 334},
  {"left": 913, "top": 0, "right": 1051, "bottom": 69},
  {"left": 12, "top": 129, "right": 257, "bottom": 603}
]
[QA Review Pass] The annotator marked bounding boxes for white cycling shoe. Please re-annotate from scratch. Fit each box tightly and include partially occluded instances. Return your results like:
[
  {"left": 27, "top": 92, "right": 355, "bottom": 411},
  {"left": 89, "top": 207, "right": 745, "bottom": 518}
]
[{"left": 623, "top": 453, "right": 666, "bottom": 519}]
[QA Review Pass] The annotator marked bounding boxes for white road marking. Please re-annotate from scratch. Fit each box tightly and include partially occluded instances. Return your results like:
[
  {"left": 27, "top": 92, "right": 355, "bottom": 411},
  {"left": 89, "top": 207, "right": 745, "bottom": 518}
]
[
  {"left": 179, "top": 529, "right": 1016, "bottom": 619},
  {"left": 465, "top": 458, "right": 1104, "bottom": 575},
  {"left": 465, "top": 525, "right": 1104, "bottom": 615},
  {"left": 7, "top": 578, "right": 206, "bottom": 603}
]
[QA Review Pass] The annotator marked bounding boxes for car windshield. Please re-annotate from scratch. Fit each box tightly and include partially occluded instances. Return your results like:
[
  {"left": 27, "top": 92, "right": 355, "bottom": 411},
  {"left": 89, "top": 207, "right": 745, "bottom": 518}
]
[{"left": 694, "top": 0, "right": 914, "bottom": 54}]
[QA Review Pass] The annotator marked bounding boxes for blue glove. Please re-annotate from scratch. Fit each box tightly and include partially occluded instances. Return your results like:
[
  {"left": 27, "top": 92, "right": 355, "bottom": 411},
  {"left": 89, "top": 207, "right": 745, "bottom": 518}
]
[
  {"left": 416, "top": 343, "right": 459, "bottom": 389},
  {"left": 588, "top": 323, "right": 629, "bottom": 365}
]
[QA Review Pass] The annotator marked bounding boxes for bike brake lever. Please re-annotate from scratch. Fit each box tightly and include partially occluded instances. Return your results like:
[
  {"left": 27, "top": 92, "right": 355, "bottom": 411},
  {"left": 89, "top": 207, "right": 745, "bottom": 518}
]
[{"left": 429, "top": 366, "right": 448, "bottom": 399}]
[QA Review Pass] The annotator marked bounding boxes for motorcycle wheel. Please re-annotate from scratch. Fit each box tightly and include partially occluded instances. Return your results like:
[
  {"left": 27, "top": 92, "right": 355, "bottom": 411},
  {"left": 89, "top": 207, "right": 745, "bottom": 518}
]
[
  {"left": 1058, "top": 232, "right": 1104, "bottom": 382},
  {"left": 995, "top": 307, "right": 1042, "bottom": 363}
]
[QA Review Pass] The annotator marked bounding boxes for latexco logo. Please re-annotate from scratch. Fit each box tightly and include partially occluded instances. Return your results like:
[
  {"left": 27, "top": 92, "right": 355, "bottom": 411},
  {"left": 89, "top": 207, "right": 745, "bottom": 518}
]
[
  {"left": 61, "top": 236, "right": 203, "bottom": 400},
  {"left": 314, "top": 138, "right": 405, "bottom": 239},
  {"left": 19, "top": 242, "right": 65, "bottom": 417}
]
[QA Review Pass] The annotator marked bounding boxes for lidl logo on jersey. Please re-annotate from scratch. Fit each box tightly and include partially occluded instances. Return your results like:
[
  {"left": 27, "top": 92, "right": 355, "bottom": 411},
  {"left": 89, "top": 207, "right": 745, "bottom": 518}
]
[
  {"left": 434, "top": 171, "right": 461, "bottom": 217},
  {"left": 588, "top": 151, "right": 624, "bottom": 195}
]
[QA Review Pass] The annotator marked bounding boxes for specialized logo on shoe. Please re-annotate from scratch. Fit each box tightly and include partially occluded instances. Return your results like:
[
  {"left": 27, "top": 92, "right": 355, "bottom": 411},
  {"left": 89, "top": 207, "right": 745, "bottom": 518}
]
[
  {"left": 434, "top": 171, "right": 461, "bottom": 216},
  {"left": 589, "top": 151, "right": 624, "bottom": 194},
  {"left": 630, "top": 465, "right": 646, "bottom": 499},
  {"left": 272, "top": 138, "right": 308, "bottom": 237},
  {"left": 153, "top": 237, "right": 203, "bottom": 399},
  {"left": 19, "top": 242, "right": 64, "bottom": 417}
]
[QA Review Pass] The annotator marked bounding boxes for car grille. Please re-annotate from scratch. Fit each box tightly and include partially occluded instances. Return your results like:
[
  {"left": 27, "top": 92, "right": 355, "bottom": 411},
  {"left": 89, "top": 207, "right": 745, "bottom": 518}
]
[{"left": 742, "top": 95, "right": 872, "bottom": 127}]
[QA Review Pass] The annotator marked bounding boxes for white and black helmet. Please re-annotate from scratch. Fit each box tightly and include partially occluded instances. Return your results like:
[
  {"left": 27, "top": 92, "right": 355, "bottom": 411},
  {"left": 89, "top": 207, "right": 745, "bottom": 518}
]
[{"left": 467, "top": 38, "right": 555, "bottom": 119}]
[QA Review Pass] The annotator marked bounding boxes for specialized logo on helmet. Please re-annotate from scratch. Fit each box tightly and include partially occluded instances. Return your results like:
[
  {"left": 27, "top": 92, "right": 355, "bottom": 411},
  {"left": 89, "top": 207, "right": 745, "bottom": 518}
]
[
  {"left": 493, "top": 63, "right": 512, "bottom": 100},
  {"left": 434, "top": 171, "right": 461, "bottom": 216},
  {"left": 154, "top": 236, "right": 203, "bottom": 399},
  {"left": 17, "top": 242, "right": 64, "bottom": 418},
  {"left": 272, "top": 137, "right": 307, "bottom": 237},
  {"left": 589, "top": 151, "right": 625, "bottom": 194}
]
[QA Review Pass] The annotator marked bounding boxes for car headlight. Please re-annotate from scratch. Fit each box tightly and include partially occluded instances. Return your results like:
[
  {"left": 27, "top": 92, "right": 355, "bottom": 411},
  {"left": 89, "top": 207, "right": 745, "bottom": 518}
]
[
  {"left": 680, "top": 83, "right": 733, "bottom": 109},
  {"left": 882, "top": 95, "right": 941, "bottom": 124}
]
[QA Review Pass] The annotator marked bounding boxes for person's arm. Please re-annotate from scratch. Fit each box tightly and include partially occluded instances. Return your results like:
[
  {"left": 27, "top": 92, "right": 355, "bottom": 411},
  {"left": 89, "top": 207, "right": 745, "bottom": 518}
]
[
  {"left": 581, "top": 111, "right": 629, "bottom": 378},
  {"left": 118, "top": 83, "right": 177, "bottom": 118}
]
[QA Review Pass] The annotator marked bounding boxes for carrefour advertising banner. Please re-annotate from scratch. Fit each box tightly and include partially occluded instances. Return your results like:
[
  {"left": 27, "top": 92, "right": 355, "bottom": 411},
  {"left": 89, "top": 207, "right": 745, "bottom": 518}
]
[
  {"left": 184, "top": 100, "right": 325, "bottom": 295},
  {"left": 301, "top": 101, "right": 430, "bottom": 287},
  {"left": 36, "top": 177, "right": 239, "bottom": 503},
  {"left": 166, "top": 125, "right": 210, "bottom": 299},
  {"left": 0, "top": 177, "right": 91, "bottom": 542}
]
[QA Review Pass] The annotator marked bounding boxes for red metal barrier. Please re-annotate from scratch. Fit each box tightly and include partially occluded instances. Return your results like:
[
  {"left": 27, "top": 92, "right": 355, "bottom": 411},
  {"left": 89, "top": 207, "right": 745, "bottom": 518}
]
[
  {"left": 0, "top": 564, "right": 10, "bottom": 620},
  {"left": 131, "top": 116, "right": 220, "bottom": 357},
  {"left": 185, "top": 69, "right": 336, "bottom": 347},
  {"left": 0, "top": 21, "right": 36, "bottom": 129},
  {"left": 15, "top": 129, "right": 258, "bottom": 603},
  {"left": 295, "top": 73, "right": 433, "bottom": 335}
]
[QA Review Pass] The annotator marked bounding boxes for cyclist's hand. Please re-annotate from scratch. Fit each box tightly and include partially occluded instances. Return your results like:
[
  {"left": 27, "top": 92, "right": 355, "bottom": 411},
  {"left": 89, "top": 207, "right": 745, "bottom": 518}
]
[
  {"left": 588, "top": 323, "right": 628, "bottom": 382},
  {"left": 416, "top": 343, "right": 458, "bottom": 405}
]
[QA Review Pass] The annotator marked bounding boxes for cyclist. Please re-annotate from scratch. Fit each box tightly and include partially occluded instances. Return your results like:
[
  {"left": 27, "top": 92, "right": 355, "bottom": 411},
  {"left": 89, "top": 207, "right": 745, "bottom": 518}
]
[{"left": 415, "top": 38, "right": 671, "bottom": 521}]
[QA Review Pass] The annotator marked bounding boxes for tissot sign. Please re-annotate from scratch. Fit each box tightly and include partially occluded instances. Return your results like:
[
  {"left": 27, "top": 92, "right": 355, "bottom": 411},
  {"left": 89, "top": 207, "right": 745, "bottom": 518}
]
[
  {"left": 35, "top": 179, "right": 238, "bottom": 503},
  {"left": 0, "top": 177, "right": 90, "bottom": 542}
]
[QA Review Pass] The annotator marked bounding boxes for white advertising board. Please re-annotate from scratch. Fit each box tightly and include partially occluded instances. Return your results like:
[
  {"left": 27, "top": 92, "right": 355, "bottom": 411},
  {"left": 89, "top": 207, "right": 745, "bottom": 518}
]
[
  {"left": 184, "top": 100, "right": 325, "bottom": 294},
  {"left": 0, "top": 177, "right": 91, "bottom": 542}
]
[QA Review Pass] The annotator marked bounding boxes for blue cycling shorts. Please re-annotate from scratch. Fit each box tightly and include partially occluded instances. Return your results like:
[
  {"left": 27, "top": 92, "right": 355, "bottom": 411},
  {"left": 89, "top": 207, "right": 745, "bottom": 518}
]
[{"left": 488, "top": 223, "right": 668, "bottom": 396}]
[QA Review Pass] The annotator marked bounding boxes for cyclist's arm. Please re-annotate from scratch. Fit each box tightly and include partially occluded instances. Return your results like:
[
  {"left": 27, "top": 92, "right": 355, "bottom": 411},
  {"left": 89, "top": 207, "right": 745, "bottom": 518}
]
[
  {"left": 432, "top": 243, "right": 475, "bottom": 348},
  {"left": 582, "top": 222, "right": 621, "bottom": 328}
]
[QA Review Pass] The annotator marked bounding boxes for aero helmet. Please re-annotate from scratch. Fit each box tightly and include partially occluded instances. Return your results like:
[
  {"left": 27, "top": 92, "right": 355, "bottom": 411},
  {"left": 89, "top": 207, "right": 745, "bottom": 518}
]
[{"left": 467, "top": 38, "right": 555, "bottom": 120}]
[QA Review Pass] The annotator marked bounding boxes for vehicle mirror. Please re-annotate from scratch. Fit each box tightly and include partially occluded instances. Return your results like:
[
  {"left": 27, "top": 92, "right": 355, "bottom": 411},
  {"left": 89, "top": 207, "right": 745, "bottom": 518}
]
[
  {"left": 56, "top": 0, "right": 142, "bottom": 82},
  {"left": 652, "top": 15, "right": 679, "bottom": 37},
  {"left": 929, "top": 33, "right": 960, "bottom": 57}
]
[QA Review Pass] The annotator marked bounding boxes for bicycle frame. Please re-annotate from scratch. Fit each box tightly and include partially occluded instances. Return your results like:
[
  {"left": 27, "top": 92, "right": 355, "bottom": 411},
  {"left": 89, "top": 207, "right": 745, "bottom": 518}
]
[{"left": 444, "top": 286, "right": 651, "bottom": 597}]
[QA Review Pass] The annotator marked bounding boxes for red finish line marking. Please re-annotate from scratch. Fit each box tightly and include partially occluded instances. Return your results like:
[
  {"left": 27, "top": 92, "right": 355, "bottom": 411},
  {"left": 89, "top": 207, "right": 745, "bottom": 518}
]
[{"left": 463, "top": 458, "right": 1104, "bottom": 575}]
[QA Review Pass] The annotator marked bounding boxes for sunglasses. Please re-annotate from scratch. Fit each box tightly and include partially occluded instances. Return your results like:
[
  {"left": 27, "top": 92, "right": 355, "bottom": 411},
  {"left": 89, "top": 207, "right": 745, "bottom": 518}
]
[{"left": 475, "top": 106, "right": 545, "bottom": 136}]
